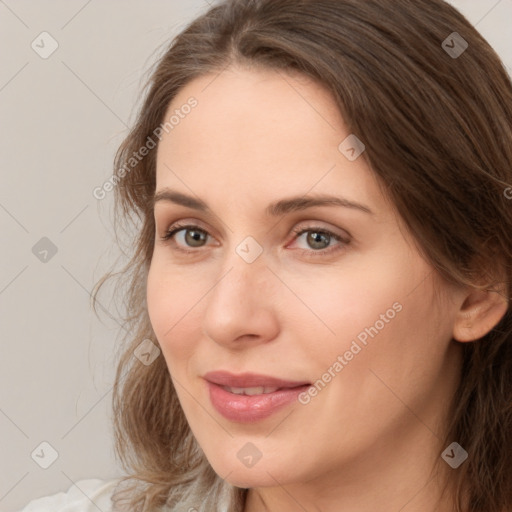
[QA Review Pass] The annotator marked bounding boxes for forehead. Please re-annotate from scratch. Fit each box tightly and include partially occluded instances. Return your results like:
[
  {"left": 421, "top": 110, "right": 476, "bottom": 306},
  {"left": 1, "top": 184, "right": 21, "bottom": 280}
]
[{"left": 154, "top": 66, "right": 383, "bottom": 216}]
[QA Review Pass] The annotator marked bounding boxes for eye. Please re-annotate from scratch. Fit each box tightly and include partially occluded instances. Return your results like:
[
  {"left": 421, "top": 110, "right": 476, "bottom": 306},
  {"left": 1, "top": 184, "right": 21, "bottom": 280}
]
[
  {"left": 160, "top": 222, "right": 350, "bottom": 257},
  {"left": 161, "top": 222, "right": 211, "bottom": 251},
  {"left": 289, "top": 225, "right": 349, "bottom": 257}
]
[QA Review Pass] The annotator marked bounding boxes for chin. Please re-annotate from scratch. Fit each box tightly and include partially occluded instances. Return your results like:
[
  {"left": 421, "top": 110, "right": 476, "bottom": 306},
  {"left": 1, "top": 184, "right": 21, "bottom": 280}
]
[
  {"left": 206, "top": 451, "right": 297, "bottom": 488},
  {"left": 220, "top": 468, "right": 284, "bottom": 489}
]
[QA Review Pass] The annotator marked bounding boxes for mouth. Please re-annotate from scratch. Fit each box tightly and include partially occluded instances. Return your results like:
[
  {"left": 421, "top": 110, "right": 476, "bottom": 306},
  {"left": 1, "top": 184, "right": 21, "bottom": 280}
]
[
  {"left": 203, "top": 371, "right": 311, "bottom": 422},
  {"left": 203, "top": 370, "right": 311, "bottom": 389},
  {"left": 220, "top": 385, "right": 283, "bottom": 395}
]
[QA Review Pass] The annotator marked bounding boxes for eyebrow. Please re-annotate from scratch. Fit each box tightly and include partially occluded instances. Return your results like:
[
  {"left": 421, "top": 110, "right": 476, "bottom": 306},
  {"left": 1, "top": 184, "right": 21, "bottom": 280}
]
[{"left": 153, "top": 188, "right": 374, "bottom": 216}]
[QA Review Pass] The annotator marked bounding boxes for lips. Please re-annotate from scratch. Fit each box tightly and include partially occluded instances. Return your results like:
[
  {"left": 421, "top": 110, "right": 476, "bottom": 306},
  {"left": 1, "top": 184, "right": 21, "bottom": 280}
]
[
  {"left": 203, "top": 371, "right": 311, "bottom": 422},
  {"left": 203, "top": 370, "right": 310, "bottom": 389}
]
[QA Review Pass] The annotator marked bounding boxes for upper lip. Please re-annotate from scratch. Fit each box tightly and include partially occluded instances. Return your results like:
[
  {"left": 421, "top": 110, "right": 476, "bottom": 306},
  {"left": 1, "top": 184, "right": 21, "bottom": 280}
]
[{"left": 203, "top": 371, "right": 310, "bottom": 389}]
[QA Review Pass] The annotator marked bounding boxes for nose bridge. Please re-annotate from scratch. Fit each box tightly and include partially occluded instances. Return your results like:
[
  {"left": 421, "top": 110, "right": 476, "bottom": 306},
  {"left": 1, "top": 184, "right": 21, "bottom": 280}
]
[
  {"left": 202, "top": 240, "right": 278, "bottom": 345},
  {"left": 211, "top": 228, "right": 267, "bottom": 292},
  {"left": 209, "top": 240, "right": 266, "bottom": 311}
]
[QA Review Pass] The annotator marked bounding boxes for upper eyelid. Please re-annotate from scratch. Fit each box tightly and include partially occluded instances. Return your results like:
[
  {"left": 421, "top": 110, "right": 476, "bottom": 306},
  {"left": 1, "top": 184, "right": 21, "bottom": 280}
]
[
  {"left": 163, "top": 221, "right": 349, "bottom": 243},
  {"left": 153, "top": 204, "right": 359, "bottom": 232}
]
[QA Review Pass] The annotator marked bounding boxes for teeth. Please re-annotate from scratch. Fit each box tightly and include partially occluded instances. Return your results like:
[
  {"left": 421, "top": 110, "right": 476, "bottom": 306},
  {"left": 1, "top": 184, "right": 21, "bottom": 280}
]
[{"left": 222, "top": 386, "right": 280, "bottom": 395}]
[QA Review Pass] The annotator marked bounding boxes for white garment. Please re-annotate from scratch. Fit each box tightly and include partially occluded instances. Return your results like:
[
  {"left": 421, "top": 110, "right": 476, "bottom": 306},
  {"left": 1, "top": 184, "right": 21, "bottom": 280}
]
[
  {"left": 18, "top": 478, "right": 231, "bottom": 512},
  {"left": 18, "top": 478, "right": 121, "bottom": 512}
]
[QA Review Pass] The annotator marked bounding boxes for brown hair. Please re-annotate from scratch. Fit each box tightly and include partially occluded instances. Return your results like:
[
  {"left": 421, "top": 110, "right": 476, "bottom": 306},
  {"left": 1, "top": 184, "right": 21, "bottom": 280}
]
[{"left": 92, "top": 0, "right": 512, "bottom": 510}]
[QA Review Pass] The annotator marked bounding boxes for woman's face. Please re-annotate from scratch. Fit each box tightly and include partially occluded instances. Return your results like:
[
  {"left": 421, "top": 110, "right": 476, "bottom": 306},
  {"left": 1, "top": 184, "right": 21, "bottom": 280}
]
[{"left": 147, "top": 66, "right": 465, "bottom": 490}]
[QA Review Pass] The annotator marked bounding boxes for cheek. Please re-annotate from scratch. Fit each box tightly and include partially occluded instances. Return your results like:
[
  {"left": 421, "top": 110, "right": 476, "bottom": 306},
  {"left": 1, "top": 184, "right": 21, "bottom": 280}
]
[
  {"left": 291, "top": 262, "right": 407, "bottom": 351},
  {"left": 292, "top": 249, "right": 439, "bottom": 390},
  {"left": 146, "top": 260, "right": 203, "bottom": 366}
]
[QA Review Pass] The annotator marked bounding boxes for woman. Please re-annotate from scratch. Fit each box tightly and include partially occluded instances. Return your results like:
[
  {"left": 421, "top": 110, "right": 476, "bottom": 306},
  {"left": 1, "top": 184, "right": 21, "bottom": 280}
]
[{"left": 21, "top": 0, "right": 512, "bottom": 510}]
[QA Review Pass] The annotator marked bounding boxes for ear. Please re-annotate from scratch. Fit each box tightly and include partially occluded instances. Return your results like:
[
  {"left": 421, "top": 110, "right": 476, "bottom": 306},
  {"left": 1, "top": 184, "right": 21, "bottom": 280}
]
[{"left": 452, "top": 283, "right": 509, "bottom": 342}]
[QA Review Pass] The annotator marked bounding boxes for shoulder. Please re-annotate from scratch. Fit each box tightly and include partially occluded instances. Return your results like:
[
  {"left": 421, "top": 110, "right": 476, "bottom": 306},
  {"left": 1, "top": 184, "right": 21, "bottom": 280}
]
[{"left": 18, "top": 478, "right": 122, "bottom": 512}]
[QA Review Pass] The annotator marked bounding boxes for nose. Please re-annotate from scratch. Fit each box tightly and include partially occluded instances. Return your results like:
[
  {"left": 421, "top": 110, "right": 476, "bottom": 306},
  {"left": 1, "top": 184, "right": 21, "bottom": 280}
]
[{"left": 201, "top": 251, "right": 280, "bottom": 349}]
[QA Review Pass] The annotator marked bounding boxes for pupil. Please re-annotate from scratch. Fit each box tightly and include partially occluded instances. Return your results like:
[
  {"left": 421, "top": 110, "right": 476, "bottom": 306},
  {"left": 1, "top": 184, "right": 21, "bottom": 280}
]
[
  {"left": 186, "top": 229, "right": 205, "bottom": 247},
  {"left": 309, "top": 231, "right": 329, "bottom": 249}
]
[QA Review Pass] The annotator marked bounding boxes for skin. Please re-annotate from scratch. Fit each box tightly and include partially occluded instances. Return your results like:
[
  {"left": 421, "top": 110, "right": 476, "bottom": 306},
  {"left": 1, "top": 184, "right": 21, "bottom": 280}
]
[{"left": 146, "top": 64, "right": 508, "bottom": 512}]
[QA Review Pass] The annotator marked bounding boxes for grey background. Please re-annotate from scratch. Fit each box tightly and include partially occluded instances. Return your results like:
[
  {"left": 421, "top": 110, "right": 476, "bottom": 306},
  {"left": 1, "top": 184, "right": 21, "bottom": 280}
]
[{"left": 0, "top": 1, "right": 511, "bottom": 510}]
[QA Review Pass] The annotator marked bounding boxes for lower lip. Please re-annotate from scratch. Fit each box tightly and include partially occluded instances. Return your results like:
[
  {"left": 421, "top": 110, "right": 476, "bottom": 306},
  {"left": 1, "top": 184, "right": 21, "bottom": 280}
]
[{"left": 206, "top": 381, "right": 310, "bottom": 423}]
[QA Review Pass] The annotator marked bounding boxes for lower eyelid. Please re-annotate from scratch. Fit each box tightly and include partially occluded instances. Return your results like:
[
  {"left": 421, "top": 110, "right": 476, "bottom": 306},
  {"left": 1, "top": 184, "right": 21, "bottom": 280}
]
[{"left": 163, "top": 225, "right": 349, "bottom": 256}]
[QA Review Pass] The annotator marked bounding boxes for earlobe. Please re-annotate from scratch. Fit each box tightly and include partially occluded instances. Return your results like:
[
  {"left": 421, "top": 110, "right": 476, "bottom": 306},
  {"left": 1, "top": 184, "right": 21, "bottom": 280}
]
[{"left": 452, "top": 284, "right": 509, "bottom": 342}]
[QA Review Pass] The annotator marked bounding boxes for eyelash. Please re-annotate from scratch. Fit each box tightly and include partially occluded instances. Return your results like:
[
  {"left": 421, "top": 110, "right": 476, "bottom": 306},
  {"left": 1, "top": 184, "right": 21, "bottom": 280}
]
[{"left": 160, "top": 222, "right": 349, "bottom": 258}]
